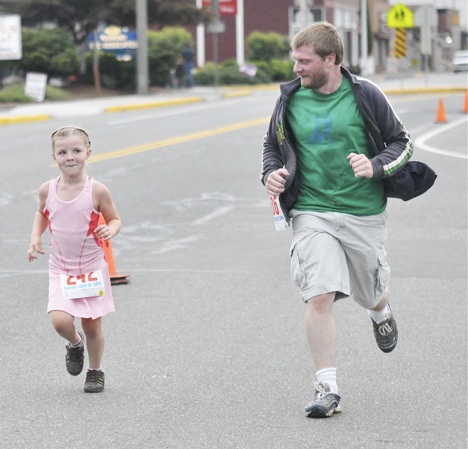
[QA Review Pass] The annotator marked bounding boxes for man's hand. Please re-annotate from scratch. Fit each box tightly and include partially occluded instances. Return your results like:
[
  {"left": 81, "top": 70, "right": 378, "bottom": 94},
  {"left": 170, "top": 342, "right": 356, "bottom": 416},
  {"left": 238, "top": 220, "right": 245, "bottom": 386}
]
[
  {"left": 347, "top": 152, "right": 374, "bottom": 179},
  {"left": 265, "top": 168, "right": 289, "bottom": 196}
]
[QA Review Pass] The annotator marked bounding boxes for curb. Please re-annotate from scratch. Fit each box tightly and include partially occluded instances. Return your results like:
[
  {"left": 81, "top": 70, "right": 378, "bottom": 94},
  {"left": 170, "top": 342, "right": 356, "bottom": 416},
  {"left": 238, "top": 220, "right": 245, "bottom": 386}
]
[
  {"left": 0, "top": 114, "right": 50, "bottom": 126},
  {"left": 104, "top": 96, "right": 204, "bottom": 113},
  {"left": 0, "top": 85, "right": 466, "bottom": 126},
  {"left": 383, "top": 87, "right": 467, "bottom": 95}
]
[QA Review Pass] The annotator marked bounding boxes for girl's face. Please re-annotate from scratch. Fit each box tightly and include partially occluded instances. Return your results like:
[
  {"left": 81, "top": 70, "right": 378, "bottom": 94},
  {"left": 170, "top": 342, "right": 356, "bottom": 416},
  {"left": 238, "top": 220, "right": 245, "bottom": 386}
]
[{"left": 52, "top": 135, "right": 91, "bottom": 177}]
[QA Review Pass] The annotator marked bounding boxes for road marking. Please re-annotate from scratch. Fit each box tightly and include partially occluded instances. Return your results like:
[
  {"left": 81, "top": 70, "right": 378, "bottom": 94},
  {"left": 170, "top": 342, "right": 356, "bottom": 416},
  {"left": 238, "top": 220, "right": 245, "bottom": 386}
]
[
  {"left": 108, "top": 97, "right": 262, "bottom": 125},
  {"left": 191, "top": 206, "right": 234, "bottom": 225},
  {"left": 414, "top": 116, "right": 468, "bottom": 159},
  {"left": 87, "top": 117, "right": 270, "bottom": 164}
]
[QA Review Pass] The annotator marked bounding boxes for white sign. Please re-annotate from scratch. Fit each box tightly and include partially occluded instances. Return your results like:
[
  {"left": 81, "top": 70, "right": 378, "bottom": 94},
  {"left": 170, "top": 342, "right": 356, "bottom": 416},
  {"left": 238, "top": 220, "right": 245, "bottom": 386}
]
[
  {"left": 24, "top": 72, "right": 48, "bottom": 102},
  {"left": 0, "top": 15, "right": 22, "bottom": 60}
]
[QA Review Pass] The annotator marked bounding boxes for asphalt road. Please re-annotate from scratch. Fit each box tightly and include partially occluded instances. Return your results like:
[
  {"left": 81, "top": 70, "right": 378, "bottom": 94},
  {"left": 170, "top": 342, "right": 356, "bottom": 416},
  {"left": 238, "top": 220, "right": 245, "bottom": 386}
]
[{"left": 0, "top": 86, "right": 466, "bottom": 448}]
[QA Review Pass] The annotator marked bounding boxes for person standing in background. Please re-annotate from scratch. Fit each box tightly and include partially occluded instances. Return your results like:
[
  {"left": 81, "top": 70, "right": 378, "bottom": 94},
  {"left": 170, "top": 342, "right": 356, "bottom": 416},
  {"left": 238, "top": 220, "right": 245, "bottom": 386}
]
[{"left": 182, "top": 42, "right": 195, "bottom": 88}]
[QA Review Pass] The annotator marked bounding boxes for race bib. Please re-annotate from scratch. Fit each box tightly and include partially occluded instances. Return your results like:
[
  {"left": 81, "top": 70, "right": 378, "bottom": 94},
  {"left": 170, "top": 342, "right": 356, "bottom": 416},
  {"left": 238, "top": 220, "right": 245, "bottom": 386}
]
[
  {"left": 270, "top": 195, "right": 289, "bottom": 231},
  {"left": 60, "top": 269, "right": 105, "bottom": 300}
]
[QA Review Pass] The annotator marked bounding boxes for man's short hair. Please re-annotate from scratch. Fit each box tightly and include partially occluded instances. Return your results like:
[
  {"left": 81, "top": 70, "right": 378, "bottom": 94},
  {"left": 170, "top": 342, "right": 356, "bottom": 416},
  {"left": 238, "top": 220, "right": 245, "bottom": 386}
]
[{"left": 291, "top": 22, "right": 344, "bottom": 65}]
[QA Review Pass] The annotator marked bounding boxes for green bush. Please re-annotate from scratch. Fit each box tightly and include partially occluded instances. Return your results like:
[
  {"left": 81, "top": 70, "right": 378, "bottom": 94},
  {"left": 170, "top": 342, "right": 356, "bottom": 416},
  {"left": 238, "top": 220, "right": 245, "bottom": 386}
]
[
  {"left": 255, "top": 59, "right": 295, "bottom": 82},
  {"left": 246, "top": 31, "right": 290, "bottom": 62},
  {"left": 194, "top": 62, "right": 271, "bottom": 86},
  {"left": 20, "top": 28, "right": 79, "bottom": 78},
  {"left": 0, "top": 84, "right": 68, "bottom": 103},
  {"left": 83, "top": 53, "right": 136, "bottom": 90},
  {"left": 81, "top": 27, "right": 192, "bottom": 89},
  {"left": 148, "top": 27, "right": 193, "bottom": 87}
]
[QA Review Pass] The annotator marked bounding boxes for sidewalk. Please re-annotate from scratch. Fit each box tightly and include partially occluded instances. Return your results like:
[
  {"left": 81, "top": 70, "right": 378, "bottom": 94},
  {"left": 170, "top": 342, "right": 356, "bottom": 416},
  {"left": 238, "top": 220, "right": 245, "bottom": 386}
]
[
  {"left": 0, "top": 85, "right": 251, "bottom": 125},
  {"left": 0, "top": 72, "right": 466, "bottom": 126}
]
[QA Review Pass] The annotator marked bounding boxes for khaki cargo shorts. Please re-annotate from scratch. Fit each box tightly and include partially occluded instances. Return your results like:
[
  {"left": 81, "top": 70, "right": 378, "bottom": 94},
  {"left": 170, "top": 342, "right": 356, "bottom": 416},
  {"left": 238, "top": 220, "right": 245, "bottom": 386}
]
[{"left": 289, "top": 210, "right": 390, "bottom": 309}]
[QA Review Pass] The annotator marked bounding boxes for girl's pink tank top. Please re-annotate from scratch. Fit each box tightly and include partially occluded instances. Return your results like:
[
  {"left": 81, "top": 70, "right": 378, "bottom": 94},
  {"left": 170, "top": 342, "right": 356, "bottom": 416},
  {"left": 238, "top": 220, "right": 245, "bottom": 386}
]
[{"left": 44, "top": 176, "right": 104, "bottom": 275}]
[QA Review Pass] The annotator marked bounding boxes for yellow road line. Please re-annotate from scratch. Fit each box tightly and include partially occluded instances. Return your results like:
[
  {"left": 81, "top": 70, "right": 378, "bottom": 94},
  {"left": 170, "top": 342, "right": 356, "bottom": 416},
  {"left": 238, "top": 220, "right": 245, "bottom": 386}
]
[{"left": 87, "top": 117, "right": 270, "bottom": 164}]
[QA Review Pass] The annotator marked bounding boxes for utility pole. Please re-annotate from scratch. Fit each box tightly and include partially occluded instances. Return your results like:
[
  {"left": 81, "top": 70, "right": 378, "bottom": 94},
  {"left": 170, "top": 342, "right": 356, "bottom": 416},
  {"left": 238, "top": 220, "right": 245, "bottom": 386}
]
[
  {"left": 136, "top": 0, "right": 149, "bottom": 95},
  {"left": 360, "top": 0, "right": 368, "bottom": 75},
  {"left": 235, "top": 0, "right": 244, "bottom": 65},
  {"left": 211, "top": 0, "right": 220, "bottom": 89},
  {"left": 298, "top": 0, "right": 310, "bottom": 29}
]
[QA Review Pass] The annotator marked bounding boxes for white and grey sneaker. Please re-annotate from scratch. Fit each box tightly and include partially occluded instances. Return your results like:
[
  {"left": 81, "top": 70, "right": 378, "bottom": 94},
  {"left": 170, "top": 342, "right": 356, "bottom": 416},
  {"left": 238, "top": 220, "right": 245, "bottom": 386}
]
[
  {"left": 371, "top": 304, "right": 398, "bottom": 353},
  {"left": 305, "top": 382, "right": 342, "bottom": 418}
]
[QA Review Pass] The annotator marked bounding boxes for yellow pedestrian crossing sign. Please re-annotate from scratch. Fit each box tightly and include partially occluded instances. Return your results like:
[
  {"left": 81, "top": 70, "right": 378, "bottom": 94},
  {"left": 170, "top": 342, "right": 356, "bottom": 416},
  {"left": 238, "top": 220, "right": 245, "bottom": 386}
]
[{"left": 387, "top": 3, "right": 414, "bottom": 28}]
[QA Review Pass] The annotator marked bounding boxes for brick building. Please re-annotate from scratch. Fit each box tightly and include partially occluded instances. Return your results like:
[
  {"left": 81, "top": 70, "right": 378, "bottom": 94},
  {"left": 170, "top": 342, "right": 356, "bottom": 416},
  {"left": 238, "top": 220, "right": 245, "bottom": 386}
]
[{"left": 196, "top": 0, "right": 392, "bottom": 73}]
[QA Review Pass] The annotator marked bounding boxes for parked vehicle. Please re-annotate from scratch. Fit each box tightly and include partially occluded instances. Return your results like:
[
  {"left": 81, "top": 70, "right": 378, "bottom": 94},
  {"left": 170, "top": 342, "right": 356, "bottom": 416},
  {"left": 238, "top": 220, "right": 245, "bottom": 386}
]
[{"left": 452, "top": 50, "right": 468, "bottom": 73}]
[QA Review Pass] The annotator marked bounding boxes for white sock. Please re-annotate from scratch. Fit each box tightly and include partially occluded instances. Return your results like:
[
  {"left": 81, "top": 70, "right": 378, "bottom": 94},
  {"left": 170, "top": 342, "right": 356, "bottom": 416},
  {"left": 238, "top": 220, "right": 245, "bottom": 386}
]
[
  {"left": 367, "top": 304, "right": 390, "bottom": 324},
  {"left": 88, "top": 367, "right": 103, "bottom": 372},
  {"left": 69, "top": 333, "right": 83, "bottom": 348},
  {"left": 316, "top": 367, "right": 338, "bottom": 395}
]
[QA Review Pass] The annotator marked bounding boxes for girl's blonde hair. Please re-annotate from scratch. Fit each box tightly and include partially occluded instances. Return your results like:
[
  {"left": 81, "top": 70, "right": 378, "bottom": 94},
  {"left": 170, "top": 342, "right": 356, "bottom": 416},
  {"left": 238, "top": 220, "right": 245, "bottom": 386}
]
[
  {"left": 51, "top": 126, "right": 91, "bottom": 150},
  {"left": 291, "top": 22, "right": 344, "bottom": 65}
]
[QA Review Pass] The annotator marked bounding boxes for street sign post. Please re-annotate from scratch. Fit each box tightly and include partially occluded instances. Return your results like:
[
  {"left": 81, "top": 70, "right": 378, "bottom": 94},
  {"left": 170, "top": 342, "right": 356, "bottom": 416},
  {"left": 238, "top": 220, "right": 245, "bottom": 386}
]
[
  {"left": 387, "top": 3, "right": 414, "bottom": 28},
  {"left": 202, "top": 0, "right": 237, "bottom": 16},
  {"left": 387, "top": 3, "right": 414, "bottom": 60}
]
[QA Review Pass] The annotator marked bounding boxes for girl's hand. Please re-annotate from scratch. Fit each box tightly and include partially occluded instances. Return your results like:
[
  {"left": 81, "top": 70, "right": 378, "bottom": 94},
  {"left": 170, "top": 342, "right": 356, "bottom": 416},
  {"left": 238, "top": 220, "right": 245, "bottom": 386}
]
[
  {"left": 94, "top": 224, "right": 113, "bottom": 241},
  {"left": 27, "top": 238, "right": 44, "bottom": 262}
]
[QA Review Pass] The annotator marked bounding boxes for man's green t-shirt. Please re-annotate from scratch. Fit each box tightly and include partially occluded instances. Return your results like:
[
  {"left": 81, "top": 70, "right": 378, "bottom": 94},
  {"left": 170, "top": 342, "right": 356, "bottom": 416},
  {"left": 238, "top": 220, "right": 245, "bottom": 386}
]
[{"left": 286, "top": 77, "right": 386, "bottom": 216}]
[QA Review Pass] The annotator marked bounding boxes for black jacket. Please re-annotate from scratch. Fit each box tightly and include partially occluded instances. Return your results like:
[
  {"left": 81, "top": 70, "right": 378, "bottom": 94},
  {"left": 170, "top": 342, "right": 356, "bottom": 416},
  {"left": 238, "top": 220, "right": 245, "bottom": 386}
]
[{"left": 261, "top": 66, "right": 436, "bottom": 215}]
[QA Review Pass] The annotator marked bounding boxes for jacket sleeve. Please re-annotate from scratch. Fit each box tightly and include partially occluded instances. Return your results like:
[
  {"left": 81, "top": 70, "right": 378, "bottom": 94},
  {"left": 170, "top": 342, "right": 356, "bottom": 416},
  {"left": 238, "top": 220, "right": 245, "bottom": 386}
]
[
  {"left": 364, "top": 82, "right": 413, "bottom": 179},
  {"left": 261, "top": 96, "right": 284, "bottom": 185}
]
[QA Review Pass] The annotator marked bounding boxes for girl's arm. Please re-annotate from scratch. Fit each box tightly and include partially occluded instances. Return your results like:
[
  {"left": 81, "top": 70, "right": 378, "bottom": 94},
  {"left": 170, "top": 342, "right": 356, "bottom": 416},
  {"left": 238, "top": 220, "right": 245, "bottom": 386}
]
[
  {"left": 93, "top": 181, "right": 121, "bottom": 241},
  {"left": 27, "top": 183, "right": 49, "bottom": 262}
]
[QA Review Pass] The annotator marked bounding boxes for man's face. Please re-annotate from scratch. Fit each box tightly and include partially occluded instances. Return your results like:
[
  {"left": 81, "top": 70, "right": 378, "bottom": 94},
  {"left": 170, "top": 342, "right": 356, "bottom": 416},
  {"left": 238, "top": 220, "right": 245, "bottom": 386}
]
[{"left": 292, "top": 44, "right": 330, "bottom": 90}]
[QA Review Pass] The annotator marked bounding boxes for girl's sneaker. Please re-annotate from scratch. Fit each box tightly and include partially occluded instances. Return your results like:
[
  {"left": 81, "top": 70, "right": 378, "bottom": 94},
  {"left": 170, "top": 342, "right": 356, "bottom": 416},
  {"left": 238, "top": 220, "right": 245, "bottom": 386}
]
[
  {"left": 84, "top": 370, "right": 105, "bottom": 393},
  {"left": 65, "top": 331, "right": 84, "bottom": 376}
]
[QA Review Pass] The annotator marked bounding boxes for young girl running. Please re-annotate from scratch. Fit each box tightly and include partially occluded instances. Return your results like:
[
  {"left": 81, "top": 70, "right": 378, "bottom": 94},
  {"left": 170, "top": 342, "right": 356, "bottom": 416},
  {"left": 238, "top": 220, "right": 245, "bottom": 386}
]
[{"left": 27, "top": 126, "right": 121, "bottom": 393}]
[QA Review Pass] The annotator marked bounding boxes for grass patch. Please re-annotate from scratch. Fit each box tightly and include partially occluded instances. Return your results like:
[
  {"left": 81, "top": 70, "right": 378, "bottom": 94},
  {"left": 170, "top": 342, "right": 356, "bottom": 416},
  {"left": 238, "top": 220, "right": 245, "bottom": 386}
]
[{"left": 0, "top": 84, "right": 69, "bottom": 103}]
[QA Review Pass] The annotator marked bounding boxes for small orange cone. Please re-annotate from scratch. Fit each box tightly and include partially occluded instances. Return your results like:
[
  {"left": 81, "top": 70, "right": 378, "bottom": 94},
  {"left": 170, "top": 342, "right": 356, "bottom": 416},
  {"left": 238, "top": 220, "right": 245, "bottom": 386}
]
[
  {"left": 462, "top": 90, "right": 468, "bottom": 114},
  {"left": 98, "top": 214, "right": 129, "bottom": 285},
  {"left": 435, "top": 98, "right": 447, "bottom": 123}
]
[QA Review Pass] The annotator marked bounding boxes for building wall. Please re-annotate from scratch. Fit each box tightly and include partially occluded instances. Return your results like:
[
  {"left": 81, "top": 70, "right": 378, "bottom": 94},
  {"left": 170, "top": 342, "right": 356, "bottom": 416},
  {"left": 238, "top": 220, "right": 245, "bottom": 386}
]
[
  {"left": 198, "top": 0, "right": 394, "bottom": 74},
  {"left": 202, "top": 0, "right": 294, "bottom": 63}
]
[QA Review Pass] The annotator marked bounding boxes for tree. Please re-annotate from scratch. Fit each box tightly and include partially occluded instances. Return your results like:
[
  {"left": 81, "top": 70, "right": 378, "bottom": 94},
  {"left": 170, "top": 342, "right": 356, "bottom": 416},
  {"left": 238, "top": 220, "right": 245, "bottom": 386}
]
[
  {"left": 0, "top": 0, "right": 206, "bottom": 43},
  {"left": 20, "top": 27, "right": 78, "bottom": 77}
]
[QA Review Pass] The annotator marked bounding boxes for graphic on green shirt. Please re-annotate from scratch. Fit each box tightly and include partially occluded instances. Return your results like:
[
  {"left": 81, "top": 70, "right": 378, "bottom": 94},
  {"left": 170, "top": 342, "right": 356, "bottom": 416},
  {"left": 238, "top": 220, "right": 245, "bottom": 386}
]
[
  {"left": 307, "top": 112, "right": 332, "bottom": 145},
  {"left": 286, "top": 78, "right": 386, "bottom": 216}
]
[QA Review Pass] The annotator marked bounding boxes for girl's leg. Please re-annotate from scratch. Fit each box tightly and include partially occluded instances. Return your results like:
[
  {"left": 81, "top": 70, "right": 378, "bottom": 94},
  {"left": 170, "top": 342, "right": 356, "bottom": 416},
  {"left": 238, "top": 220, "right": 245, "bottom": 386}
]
[
  {"left": 81, "top": 317, "right": 104, "bottom": 370},
  {"left": 49, "top": 310, "right": 80, "bottom": 344},
  {"left": 50, "top": 310, "right": 84, "bottom": 376}
]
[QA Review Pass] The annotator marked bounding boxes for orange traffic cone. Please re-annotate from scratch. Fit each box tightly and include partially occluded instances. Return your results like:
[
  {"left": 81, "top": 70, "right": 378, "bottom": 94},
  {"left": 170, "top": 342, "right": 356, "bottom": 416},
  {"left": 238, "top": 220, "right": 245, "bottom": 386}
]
[
  {"left": 462, "top": 90, "right": 468, "bottom": 114},
  {"left": 98, "top": 214, "right": 129, "bottom": 285},
  {"left": 435, "top": 98, "right": 447, "bottom": 123}
]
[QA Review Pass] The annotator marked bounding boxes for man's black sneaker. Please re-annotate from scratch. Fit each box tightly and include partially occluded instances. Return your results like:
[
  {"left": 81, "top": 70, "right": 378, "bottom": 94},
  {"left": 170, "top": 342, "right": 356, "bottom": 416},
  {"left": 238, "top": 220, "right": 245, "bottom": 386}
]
[
  {"left": 84, "top": 370, "right": 105, "bottom": 393},
  {"left": 371, "top": 305, "right": 398, "bottom": 353},
  {"left": 65, "top": 331, "right": 84, "bottom": 376},
  {"left": 305, "top": 382, "right": 342, "bottom": 418}
]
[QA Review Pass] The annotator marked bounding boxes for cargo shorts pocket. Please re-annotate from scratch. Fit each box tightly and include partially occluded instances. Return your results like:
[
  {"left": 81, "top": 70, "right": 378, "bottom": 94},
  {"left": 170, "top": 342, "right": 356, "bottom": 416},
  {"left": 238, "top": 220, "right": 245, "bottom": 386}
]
[
  {"left": 375, "top": 252, "right": 391, "bottom": 300},
  {"left": 290, "top": 240, "right": 306, "bottom": 290}
]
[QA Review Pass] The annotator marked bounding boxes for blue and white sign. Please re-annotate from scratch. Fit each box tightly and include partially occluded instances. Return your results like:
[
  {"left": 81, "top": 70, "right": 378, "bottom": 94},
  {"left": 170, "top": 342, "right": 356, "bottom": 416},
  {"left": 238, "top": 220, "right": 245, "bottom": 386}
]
[{"left": 88, "top": 25, "right": 138, "bottom": 55}]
